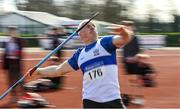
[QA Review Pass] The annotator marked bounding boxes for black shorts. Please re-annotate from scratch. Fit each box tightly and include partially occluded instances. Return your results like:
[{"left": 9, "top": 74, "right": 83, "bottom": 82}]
[{"left": 83, "top": 99, "right": 125, "bottom": 108}]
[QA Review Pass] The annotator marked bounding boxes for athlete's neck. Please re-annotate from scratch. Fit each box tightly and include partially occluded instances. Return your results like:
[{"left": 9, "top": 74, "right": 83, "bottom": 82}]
[{"left": 84, "top": 39, "right": 97, "bottom": 45}]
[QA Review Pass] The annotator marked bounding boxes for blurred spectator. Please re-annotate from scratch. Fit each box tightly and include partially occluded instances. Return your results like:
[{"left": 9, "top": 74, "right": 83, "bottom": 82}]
[
  {"left": 48, "top": 27, "right": 67, "bottom": 61},
  {"left": 121, "top": 21, "right": 156, "bottom": 87},
  {"left": 121, "top": 21, "right": 142, "bottom": 76},
  {"left": 2, "top": 26, "right": 25, "bottom": 104},
  {"left": 120, "top": 21, "right": 157, "bottom": 106},
  {"left": 120, "top": 21, "right": 145, "bottom": 106},
  {"left": 45, "top": 27, "right": 67, "bottom": 89}
]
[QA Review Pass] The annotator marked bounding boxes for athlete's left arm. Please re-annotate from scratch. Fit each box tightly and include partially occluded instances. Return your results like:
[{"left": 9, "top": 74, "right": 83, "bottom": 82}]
[{"left": 112, "top": 25, "right": 134, "bottom": 48}]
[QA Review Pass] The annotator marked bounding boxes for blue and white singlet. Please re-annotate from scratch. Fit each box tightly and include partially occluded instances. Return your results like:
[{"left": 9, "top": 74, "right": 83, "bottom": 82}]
[{"left": 68, "top": 35, "right": 121, "bottom": 102}]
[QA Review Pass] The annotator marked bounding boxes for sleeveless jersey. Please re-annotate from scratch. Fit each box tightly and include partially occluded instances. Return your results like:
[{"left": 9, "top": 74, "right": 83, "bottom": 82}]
[{"left": 68, "top": 36, "right": 121, "bottom": 102}]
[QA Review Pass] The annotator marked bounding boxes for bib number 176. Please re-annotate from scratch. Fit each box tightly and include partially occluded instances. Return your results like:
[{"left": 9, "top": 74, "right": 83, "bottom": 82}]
[{"left": 88, "top": 68, "right": 103, "bottom": 80}]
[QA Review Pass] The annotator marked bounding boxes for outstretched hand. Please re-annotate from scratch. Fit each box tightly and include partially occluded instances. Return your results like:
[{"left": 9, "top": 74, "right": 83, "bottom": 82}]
[{"left": 106, "top": 25, "right": 134, "bottom": 36}]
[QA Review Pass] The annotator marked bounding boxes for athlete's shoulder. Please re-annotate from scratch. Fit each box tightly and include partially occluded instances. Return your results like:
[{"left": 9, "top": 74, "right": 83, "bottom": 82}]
[
  {"left": 68, "top": 48, "right": 83, "bottom": 71},
  {"left": 76, "top": 47, "right": 83, "bottom": 54},
  {"left": 72, "top": 47, "right": 84, "bottom": 59},
  {"left": 99, "top": 35, "right": 117, "bottom": 53}
]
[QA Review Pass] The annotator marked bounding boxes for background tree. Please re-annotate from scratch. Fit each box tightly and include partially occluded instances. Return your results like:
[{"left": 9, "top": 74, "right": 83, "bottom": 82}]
[
  {"left": 16, "top": 0, "right": 60, "bottom": 16},
  {"left": 16, "top": 0, "right": 129, "bottom": 24},
  {"left": 64, "top": 0, "right": 88, "bottom": 19},
  {"left": 102, "top": 0, "right": 123, "bottom": 23}
]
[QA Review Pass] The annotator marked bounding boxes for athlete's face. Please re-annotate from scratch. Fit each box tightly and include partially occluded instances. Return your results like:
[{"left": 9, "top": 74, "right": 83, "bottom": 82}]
[{"left": 79, "top": 22, "right": 98, "bottom": 44}]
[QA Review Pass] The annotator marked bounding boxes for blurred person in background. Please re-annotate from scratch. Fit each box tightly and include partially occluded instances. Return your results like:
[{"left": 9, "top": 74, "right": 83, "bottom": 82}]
[
  {"left": 121, "top": 20, "right": 156, "bottom": 87},
  {"left": 120, "top": 21, "right": 157, "bottom": 106},
  {"left": 120, "top": 21, "right": 144, "bottom": 106},
  {"left": 45, "top": 27, "right": 67, "bottom": 89},
  {"left": 2, "top": 26, "right": 25, "bottom": 104},
  {"left": 121, "top": 21, "right": 141, "bottom": 79},
  {"left": 48, "top": 27, "right": 67, "bottom": 61},
  {"left": 29, "top": 20, "right": 133, "bottom": 108}
]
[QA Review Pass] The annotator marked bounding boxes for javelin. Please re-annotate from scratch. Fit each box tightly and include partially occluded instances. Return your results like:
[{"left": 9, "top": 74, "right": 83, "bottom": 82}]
[{"left": 0, "top": 12, "right": 99, "bottom": 100}]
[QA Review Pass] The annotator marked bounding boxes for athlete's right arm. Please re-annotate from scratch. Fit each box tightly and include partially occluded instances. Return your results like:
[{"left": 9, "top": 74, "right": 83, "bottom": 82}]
[{"left": 36, "top": 60, "right": 75, "bottom": 77}]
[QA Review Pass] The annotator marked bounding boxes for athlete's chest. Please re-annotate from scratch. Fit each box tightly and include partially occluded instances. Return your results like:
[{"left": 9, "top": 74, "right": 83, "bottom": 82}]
[{"left": 78, "top": 43, "right": 110, "bottom": 66}]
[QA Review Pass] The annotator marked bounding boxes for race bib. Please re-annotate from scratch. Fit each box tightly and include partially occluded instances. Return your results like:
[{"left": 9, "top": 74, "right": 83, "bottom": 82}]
[{"left": 84, "top": 66, "right": 105, "bottom": 81}]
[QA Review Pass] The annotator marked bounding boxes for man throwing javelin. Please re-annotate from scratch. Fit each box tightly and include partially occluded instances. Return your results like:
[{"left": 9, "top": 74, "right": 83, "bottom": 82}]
[{"left": 30, "top": 20, "right": 133, "bottom": 108}]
